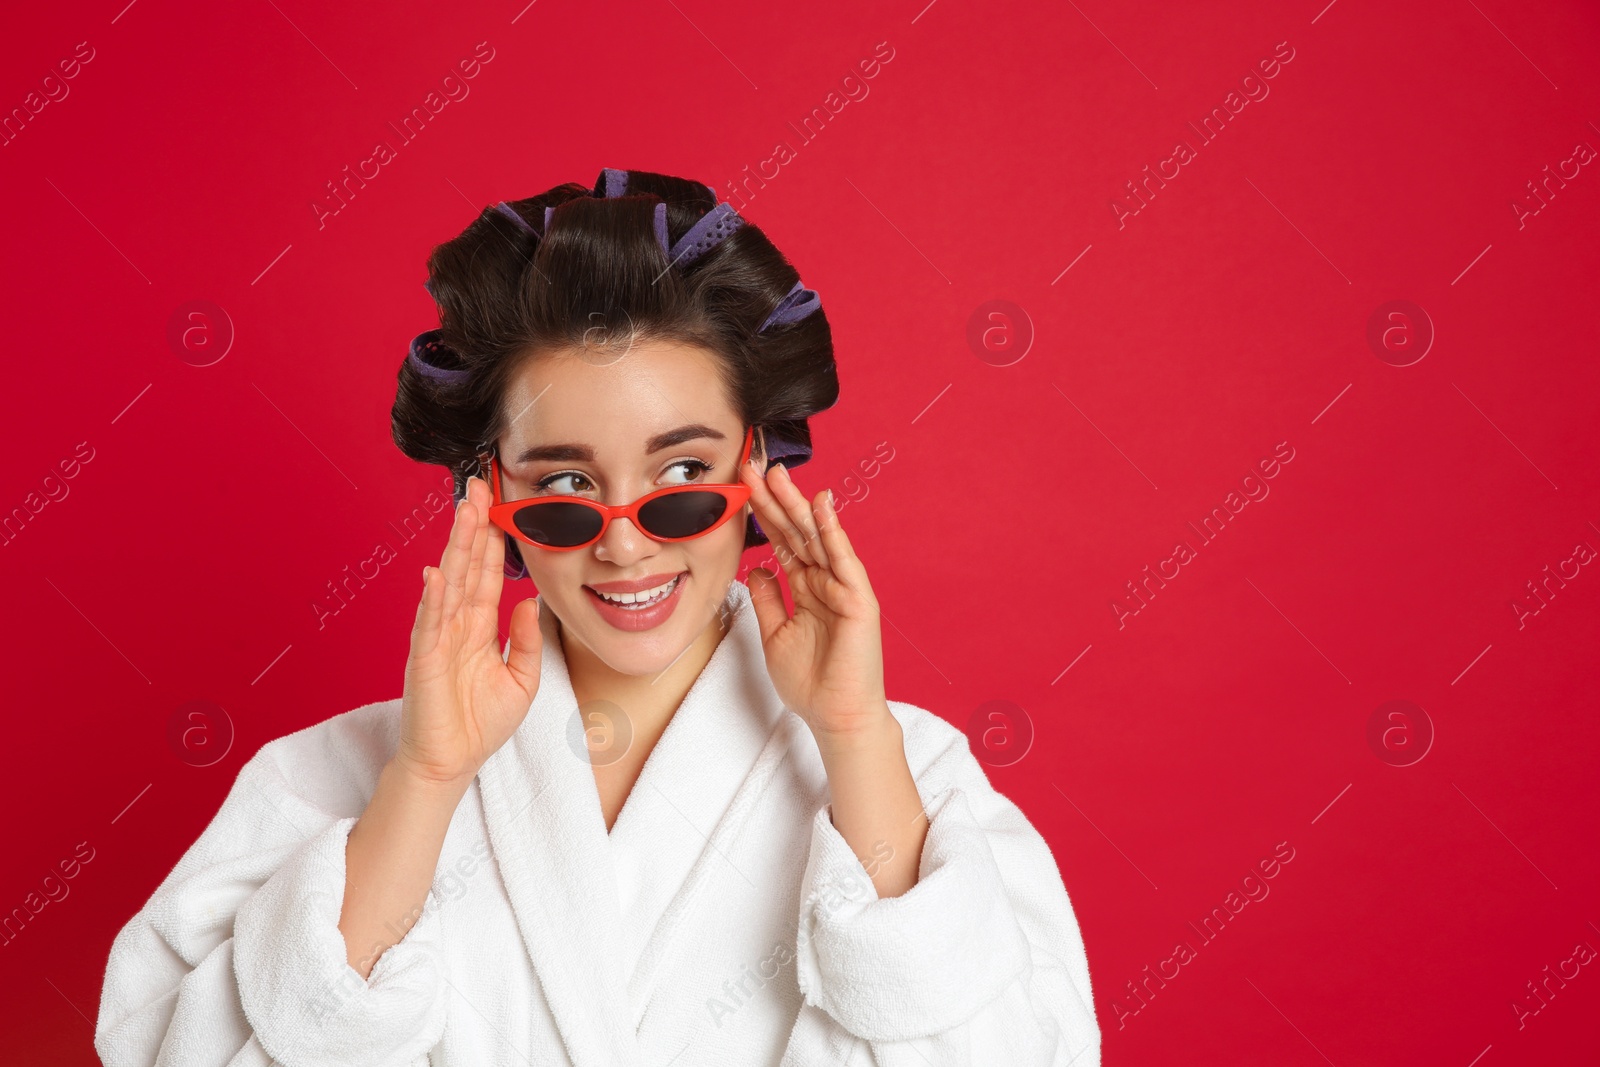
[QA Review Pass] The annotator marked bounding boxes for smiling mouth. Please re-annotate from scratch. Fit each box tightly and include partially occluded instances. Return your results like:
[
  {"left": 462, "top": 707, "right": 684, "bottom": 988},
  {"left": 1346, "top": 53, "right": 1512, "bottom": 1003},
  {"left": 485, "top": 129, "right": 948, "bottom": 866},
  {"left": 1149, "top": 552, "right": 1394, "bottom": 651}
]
[{"left": 583, "top": 572, "right": 685, "bottom": 609}]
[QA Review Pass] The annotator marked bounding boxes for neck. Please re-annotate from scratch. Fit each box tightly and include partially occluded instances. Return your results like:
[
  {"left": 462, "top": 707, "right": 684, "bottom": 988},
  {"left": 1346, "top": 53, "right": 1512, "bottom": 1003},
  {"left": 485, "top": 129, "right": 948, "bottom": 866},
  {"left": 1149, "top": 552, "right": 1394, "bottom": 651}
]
[{"left": 558, "top": 606, "right": 732, "bottom": 731}]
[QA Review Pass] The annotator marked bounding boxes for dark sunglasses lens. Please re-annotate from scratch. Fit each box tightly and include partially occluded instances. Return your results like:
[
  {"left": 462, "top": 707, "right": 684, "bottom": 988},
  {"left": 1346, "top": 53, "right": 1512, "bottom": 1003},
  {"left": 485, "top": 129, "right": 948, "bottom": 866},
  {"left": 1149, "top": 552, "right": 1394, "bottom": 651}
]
[
  {"left": 638, "top": 491, "right": 730, "bottom": 539},
  {"left": 512, "top": 502, "right": 605, "bottom": 547}
]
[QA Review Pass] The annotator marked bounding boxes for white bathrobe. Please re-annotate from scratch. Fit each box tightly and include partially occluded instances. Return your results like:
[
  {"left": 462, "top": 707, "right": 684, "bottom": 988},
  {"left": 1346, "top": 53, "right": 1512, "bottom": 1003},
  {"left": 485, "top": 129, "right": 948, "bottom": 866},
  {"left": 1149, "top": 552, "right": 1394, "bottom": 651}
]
[{"left": 94, "top": 580, "right": 1101, "bottom": 1067}]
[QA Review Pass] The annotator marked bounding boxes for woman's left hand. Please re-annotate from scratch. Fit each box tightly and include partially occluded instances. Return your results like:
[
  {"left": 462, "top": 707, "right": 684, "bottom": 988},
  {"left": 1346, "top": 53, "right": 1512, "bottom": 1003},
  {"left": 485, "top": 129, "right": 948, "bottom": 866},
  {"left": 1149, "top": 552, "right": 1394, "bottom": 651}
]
[{"left": 740, "top": 456, "right": 891, "bottom": 744}]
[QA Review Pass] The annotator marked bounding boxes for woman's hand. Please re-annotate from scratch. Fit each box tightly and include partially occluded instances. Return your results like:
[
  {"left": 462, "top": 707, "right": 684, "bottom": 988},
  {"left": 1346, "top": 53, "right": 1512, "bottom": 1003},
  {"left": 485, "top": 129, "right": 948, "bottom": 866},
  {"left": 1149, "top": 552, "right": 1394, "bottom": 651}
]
[
  {"left": 740, "top": 456, "right": 891, "bottom": 744},
  {"left": 741, "top": 455, "right": 930, "bottom": 900},
  {"left": 395, "top": 476, "right": 544, "bottom": 790}
]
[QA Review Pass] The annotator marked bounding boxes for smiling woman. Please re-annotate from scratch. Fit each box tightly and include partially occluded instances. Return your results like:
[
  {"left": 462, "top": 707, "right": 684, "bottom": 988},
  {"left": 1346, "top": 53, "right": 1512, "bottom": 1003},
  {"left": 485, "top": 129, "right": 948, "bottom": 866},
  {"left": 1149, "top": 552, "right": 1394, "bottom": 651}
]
[{"left": 93, "top": 167, "right": 1102, "bottom": 1067}]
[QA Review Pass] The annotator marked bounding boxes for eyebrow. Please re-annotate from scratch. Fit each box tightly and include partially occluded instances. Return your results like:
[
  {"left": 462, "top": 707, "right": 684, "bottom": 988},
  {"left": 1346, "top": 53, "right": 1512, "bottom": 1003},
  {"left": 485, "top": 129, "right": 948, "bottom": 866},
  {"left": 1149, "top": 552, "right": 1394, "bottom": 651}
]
[{"left": 512, "top": 423, "right": 727, "bottom": 466}]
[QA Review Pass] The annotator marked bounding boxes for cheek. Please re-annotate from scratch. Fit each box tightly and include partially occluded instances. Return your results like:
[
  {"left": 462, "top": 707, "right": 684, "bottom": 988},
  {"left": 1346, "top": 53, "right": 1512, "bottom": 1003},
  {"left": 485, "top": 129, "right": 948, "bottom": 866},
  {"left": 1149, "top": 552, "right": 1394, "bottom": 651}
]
[
  {"left": 666, "top": 526, "right": 744, "bottom": 600},
  {"left": 522, "top": 547, "right": 584, "bottom": 592},
  {"left": 700, "top": 515, "right": 750, "bottom": 567}
]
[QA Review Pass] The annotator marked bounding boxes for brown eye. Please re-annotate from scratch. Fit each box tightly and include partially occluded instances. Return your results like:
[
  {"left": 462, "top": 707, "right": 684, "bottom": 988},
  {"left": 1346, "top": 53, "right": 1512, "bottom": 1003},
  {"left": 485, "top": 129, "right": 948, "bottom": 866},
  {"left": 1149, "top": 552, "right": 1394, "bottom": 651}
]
[
  {"left": 535, "top": 471, "right": 593, "bottom": 495},
  {"left": 661, "top": 459, "right": 713, "bottom": 486}
]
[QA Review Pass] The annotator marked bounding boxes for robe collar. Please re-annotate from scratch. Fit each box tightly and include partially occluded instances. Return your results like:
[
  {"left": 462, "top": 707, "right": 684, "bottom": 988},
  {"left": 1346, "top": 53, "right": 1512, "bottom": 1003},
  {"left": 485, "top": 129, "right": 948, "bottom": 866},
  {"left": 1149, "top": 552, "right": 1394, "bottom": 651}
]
[{"left": 477, "top": 577, "right": 797, "bottom": 1067}]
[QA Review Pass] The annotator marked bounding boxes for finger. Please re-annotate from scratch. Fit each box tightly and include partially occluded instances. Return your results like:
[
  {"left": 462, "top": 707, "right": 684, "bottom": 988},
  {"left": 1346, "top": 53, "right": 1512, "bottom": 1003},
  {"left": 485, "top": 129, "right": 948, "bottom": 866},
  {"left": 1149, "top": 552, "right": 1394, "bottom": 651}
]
[
  {"left": 742, "top": 461, "right": 818, "bottom": 566},
  {"left": 472, "top": 501, "right": 507, "bottom": 619},
  {"left": 749, "top": 480, "right": 814, "bottom": 568},
  {"left": 745, "top": 566, "right": 789, "bottom": 645},
  {"left": 461, "top": 477, "right": 492, "bottom": 607},
  {"left": 812, "top": 488, "right": 876, "bottom": 606},
  {"left": 768, "top": 467, "right": 827, "bottom": 567},
  {"left": 439, "top": 492, "right": 477, "bottom": 623},
  {"left": 761, "top": 527, "right": 830, "bottom": 619},
  {"left": 766, "top": 463, "right": 831, "bottom": 570},
  {"left": 504, "top": 595, "right": 543, "bottom": 696},
  {"left": 739, "top": 461, "right": 812, "bottom": 585},
  {"left": 737, "top": 464, "right": 803, "bottom": 574},
  {"left": 754, "top": 511, "right": 810, "bottom": 596},
  {"left": 412, "top": 564, "right": 445, "bottom": 662}
]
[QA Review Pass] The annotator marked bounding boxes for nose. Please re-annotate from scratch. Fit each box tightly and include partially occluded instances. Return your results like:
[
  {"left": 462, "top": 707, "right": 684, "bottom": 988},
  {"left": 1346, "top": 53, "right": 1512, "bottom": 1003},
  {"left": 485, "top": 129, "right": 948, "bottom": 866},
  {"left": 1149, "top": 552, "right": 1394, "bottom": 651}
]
[{"left": 592, "top": 511, "right": 656, "bottom": 566}]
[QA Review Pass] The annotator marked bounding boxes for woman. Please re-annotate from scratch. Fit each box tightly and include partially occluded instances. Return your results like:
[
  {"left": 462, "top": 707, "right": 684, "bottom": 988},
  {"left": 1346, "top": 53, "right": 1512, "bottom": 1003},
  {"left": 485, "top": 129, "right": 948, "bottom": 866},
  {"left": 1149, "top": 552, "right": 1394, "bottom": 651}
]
[{"left": 93, "top": 168, "right": 1101, "bottom": 1066}]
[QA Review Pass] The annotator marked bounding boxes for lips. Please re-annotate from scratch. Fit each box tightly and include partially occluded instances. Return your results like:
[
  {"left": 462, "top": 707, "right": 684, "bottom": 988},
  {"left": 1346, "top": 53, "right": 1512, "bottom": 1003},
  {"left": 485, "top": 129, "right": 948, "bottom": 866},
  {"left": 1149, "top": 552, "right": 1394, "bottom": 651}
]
[
  {"left": 587, "top": 573, "right": 681, "bottom": 606},
  {"left": 585, "top": 571, "right": 686, "bottom": 595},
  {"left": 584, "top": 571, "right": 687, "bottom": 632}
]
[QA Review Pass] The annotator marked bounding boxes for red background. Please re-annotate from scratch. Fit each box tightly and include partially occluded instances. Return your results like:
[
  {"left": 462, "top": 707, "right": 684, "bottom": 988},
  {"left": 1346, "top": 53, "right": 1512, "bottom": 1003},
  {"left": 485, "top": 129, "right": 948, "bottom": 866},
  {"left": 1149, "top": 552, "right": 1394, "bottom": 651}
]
[{"left": 3, "top": 0, "right": 1598, "bottom": 1063}]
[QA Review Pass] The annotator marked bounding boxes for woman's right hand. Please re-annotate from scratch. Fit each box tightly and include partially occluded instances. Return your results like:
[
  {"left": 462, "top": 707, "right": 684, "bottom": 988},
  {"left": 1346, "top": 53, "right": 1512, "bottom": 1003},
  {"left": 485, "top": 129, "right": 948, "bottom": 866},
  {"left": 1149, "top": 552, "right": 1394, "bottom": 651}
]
[{"left": 395, "top": 474, "right": 544, "bottom": 790}]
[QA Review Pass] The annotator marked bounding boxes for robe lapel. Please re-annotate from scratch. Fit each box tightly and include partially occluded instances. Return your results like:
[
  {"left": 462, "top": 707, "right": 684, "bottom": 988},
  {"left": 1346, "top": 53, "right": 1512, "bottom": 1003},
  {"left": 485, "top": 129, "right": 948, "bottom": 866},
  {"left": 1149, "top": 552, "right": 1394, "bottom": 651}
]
[
  {"left": 477, "top": 590, "right": 640, "bottom": 1067},
  {"left": 606, "top": 581, "right": 795, "bottom": 1027},
  {"left": 477, "top": 579, "right": 793, "bottom": 1064}
]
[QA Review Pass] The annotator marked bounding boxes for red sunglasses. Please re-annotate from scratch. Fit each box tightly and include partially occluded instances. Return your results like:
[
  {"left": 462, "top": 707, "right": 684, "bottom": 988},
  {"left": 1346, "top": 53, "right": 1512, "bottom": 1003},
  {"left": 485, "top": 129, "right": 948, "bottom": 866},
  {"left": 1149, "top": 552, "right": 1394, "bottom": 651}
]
[{"left": 478, "top": 425, "right": 755, "bottom": 551}]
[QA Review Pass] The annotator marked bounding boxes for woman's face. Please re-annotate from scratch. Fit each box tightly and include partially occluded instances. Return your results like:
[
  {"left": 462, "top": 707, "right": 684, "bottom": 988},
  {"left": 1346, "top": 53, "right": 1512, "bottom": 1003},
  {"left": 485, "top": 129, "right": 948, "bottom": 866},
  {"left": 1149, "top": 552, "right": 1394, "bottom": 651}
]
[{"left": 492, "top": 339, "right": 762, "bottom": 676}]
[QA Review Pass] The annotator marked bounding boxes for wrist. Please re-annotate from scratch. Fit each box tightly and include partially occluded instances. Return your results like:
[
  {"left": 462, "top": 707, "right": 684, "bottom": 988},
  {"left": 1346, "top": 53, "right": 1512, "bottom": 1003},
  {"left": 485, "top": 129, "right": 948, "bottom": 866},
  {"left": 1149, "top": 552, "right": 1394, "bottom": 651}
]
[
  {"left": 813, "top": 703, "right": 900, "bottom": 759},
  {"left": 386, "top": 755, "right": 475, "bottom": 805}
]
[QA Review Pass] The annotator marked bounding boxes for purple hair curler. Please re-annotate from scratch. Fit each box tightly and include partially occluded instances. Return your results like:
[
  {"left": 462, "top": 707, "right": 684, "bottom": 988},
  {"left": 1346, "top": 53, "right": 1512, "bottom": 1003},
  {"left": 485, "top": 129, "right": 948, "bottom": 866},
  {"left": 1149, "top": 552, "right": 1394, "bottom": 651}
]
[
  {"left": 667, "top": 201, "right": 745, "bottom": 268},
  {"left": 408, "top": 329, "right": 471, "bottom": 384},
  {"left": 758, "top": 280, "right": 822, "bottom": 333},
  {"left": 494, "top": 201, "right": 536, "bottom": 235}
]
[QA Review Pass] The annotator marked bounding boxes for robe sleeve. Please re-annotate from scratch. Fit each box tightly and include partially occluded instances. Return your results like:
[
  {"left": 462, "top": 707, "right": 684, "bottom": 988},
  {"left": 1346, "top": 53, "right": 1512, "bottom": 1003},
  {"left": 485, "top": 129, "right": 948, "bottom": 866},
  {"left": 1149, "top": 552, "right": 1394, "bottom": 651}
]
[
  {"left": 791, "top": 705, "right": 1102, "bottom": 1066},
  {"left": 93, "top": 726, "right": 449, "bottom": 1067}
]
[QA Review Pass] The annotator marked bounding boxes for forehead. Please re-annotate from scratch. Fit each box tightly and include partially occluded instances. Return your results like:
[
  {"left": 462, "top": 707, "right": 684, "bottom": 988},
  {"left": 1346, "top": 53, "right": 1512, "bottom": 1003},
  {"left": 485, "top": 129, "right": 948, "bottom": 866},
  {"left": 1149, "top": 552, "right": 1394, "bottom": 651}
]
[{"left": 497, "top": 339, "right": 736, "bottom": 453}]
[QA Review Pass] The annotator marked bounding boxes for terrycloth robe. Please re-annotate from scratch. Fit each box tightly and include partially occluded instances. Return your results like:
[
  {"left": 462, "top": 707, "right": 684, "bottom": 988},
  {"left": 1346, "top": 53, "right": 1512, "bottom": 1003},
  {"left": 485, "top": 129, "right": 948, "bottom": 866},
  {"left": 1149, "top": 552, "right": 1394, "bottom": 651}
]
[{"left": 94, "top": 579, "right": 1101, "bottom": 1066}]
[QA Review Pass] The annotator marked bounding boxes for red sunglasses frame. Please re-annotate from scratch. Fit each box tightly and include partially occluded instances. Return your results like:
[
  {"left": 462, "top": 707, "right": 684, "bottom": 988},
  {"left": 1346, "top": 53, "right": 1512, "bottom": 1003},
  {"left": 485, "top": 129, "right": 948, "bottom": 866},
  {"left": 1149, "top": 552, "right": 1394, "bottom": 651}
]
[{"left": 478, "top": 424, "right": 756, "bottom": 552}]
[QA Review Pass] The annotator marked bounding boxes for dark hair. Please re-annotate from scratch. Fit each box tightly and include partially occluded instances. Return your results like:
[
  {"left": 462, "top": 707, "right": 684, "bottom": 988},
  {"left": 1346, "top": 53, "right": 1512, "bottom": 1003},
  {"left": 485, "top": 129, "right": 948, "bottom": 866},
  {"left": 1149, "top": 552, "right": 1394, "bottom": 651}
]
[{"left": 390, "top": 167, "right": 839, "bottom": 562}]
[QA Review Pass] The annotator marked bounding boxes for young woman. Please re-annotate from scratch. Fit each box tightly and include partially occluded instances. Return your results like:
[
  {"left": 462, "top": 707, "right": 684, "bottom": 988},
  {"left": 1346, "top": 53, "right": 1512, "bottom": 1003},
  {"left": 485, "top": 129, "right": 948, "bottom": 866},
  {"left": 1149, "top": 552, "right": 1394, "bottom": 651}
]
[{"left": 94, "top": 168, "right": 1101, "bottom": 1066}]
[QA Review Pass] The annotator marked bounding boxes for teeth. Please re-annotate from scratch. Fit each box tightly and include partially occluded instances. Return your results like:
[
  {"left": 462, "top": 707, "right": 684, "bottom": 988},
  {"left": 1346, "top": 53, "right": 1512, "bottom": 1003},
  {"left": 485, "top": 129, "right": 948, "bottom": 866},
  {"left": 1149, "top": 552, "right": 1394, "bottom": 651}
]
[{"left": 595, "top": 575, "right": 680, "bottom": 607}]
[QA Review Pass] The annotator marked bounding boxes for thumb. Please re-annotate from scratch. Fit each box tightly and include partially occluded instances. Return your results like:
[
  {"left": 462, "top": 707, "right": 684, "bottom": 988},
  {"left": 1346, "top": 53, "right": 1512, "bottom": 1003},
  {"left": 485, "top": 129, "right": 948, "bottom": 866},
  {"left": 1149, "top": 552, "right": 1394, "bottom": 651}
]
[
  {"left": 746, "top": 567, "right": 788, "bottom": 644},
  {"left": 504, "top": 595, "right": 544, "bottom": 696}
]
